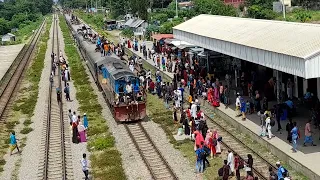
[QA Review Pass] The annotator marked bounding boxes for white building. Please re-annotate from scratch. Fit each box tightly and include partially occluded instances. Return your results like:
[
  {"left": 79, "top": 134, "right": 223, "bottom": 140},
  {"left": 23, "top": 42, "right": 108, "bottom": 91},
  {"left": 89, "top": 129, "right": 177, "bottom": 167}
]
[{"left": 173, "top": 14, "right": 320, "bottom": 98}]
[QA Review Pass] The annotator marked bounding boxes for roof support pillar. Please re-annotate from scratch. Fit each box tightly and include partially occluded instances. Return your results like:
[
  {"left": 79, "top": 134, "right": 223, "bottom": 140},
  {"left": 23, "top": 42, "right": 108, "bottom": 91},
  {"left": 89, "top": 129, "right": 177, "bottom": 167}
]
[
  {"left": 293, "top": 76, "right": 298, "bottom": 98},
  {"left": 317, "top": 78, "right": 320, "bottom": 99},
  {"left": 303, "top": 78, "right": 308, "bottom": 94}
]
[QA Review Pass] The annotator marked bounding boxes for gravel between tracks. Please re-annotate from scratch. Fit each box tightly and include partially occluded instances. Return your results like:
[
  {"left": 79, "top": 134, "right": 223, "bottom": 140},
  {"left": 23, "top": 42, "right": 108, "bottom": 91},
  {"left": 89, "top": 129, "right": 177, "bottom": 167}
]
[
  {"left": 141, "top": 121, "right": 197, "bottom": 180},
  {"left": 17, "top": 20, "right": 53, "bottom": 180}
]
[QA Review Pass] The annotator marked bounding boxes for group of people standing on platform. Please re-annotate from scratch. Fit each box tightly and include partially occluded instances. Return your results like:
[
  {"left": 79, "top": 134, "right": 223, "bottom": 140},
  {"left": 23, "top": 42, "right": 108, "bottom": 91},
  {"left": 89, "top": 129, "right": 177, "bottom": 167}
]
[{"left": 68, "top": 109, "right": 89, "bottom": 144}]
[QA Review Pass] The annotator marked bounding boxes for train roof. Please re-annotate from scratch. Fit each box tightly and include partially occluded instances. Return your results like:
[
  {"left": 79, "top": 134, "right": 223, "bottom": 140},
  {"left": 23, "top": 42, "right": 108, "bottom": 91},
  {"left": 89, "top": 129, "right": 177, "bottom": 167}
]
[{"left": 96, "top": 57, "right": 136, "bottom": 80}]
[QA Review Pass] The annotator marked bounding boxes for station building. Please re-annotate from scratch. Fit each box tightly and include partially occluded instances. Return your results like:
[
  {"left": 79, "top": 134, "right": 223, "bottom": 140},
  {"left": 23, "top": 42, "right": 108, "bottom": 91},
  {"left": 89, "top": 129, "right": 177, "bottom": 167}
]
[{"left": 173, "top": 14, "right": 320, "bottom": 102}]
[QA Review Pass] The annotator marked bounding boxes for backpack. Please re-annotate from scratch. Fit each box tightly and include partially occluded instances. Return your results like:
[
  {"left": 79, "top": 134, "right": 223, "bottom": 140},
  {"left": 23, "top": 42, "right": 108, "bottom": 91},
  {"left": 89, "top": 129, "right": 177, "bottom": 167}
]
[
  {"left": 203, "top": 146, "right": 210, "bottom": 155},
  {"left": 64, "top": 87, "right": 68, "bottom": 93},
  {"left": 218, "top": 167, "right": 223, "bottom": 176},
  {"left": 281, "top": 167, "right": 289, "bottom": 177},
  {"left": 199, "top": 150, "right": 206, "bottom": 160},
  {"left": 270, "top": 118, "right": 275, "bottom": 127}
]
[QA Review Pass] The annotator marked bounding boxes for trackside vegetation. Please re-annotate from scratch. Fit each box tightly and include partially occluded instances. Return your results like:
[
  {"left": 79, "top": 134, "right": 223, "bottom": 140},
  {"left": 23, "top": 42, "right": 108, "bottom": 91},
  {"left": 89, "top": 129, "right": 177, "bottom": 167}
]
[{"left": 59, "top": 15, "right": 126, "bottom": 180}]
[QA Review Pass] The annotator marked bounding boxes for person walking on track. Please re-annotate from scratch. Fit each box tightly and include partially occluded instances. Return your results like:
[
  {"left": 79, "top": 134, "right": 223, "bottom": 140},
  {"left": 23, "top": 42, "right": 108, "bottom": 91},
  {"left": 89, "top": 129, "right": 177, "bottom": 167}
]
[
  {"left": 64, "top": 83, "right": 71, "bottom": 101},
  {"left": 56, "top": 87, "right": 61, "bottom": 104},
  {"left": 81, "top": 153, "right": 89, "bottom": 180}
]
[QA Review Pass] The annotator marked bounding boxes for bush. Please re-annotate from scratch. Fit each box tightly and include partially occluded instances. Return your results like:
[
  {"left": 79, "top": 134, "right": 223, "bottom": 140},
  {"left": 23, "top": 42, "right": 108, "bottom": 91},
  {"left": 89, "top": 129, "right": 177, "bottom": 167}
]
[
  {"left": 5, "top": 121, "right": 19, "bottom": 130},
  {"left": 88, "top": 136, "right": 115, "bottom": 151},
  {"left": 23, "top": 119, "right": 32, "bottom": 126},
  {"left": 20, "top": 127, "right": 33, "bottom": 134},
  {"left": 120, "top": 28, "right": 134, "bottom": 38}
]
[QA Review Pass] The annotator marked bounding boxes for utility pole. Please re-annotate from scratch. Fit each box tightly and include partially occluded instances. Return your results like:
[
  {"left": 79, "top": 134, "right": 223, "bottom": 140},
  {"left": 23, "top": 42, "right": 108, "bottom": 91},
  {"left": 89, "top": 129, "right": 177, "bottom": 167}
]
[
  {"left": 282, "top": 0, "right": 286, "bottom": 19},
  {"left": 175, "top": 0, "right": 178, "bottom": 18}
]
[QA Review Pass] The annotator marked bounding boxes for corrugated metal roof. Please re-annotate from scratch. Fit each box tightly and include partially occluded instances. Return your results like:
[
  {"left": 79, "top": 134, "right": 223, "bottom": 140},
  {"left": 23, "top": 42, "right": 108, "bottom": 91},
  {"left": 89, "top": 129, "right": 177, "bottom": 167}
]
[
  {"left": 124, "top": 19, "right": 134, "bottom": 26},
  {"left": 173, "top": 14, "right": 320, "bottom": 59},
  {"left": 130, "top": 19, "right": 145, "bottom": 28}
]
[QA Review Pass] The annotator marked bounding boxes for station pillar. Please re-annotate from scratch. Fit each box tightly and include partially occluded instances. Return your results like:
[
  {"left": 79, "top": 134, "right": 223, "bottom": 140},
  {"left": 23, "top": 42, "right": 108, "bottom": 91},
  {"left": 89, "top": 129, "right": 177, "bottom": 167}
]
[
  {"left": 274, "top": 70, "right": 281, "bottom": 103},
  {"left": 303, "top": 78, "right": 308, "bottom": 94},
  {"left": 317, "top": 78, "right": 320, "bottom": 98},
  {"left": 293, "top": 76, "right": 298, "bottom": 98}
]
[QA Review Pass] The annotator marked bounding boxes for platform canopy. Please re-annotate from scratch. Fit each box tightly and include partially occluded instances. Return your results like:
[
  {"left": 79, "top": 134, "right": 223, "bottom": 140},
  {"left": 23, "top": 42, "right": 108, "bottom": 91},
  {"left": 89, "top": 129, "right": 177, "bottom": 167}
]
[{"left": 173, "top": 14, "right": 320, "bottom": 79}]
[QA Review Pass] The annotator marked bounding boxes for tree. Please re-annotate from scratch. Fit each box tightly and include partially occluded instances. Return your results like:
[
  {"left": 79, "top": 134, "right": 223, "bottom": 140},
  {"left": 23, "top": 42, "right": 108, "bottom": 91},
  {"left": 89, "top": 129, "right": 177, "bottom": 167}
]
[
  {"left": 0, "top": 0, "right": 51, "bottom": 35},
  {"left": 247, "top": 5, "right": 276, "bottom": 19},
  {"left": 193, "top": 0, "right": 237, "bottom": 16},
  {"left": 159, "top": 18, "right": 183, "bottom": 34},
  {"left": 130, "top": 0, "right": 149, "bottom": 20},
  {"left": 0, "top": 18, "right": 9, "bottom": 35}
]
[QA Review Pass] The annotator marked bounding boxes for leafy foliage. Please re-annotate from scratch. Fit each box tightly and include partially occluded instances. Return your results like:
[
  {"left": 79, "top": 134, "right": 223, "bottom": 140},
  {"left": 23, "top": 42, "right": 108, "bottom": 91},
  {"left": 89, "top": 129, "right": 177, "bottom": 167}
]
[
  {"left": 130, "top": 0, "right": 149, "bottom": 20},
  {"left": 0, "top": 0, "right": 52, "bottom": 35},
  {"left": 293, "top": 9, "right": 312, "bottom": 22},
  {"left": 159, "top": 18, "right": 184, "bottom": 34},
  {"left": 120, "top": 28, "right": 134, "bottom": 38},
  {"left": 193, "top": 0, "right": 237, "bottom": 16},
  {"left": 247, "top": 5, "right": 277, "bottom": 19}
]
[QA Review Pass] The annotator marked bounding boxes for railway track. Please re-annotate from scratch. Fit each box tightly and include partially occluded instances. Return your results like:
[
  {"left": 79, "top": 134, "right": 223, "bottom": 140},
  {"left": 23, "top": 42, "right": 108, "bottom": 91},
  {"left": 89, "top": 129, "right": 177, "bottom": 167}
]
[
  {"left": 124, "top": 122, "right": 178, "bottom": 180},
  {"left": 0, "top": 19, "right": 46, "bottom": 121},
  {"left": 120, "top": 48, "right": 282, "bottom": 179},
  {"left": 38, "top": 13, "right": 70, "bottom": 180},
  {"left": 200, "top": 105, "right": 278, "bottom": 179},
  {"left": 66, "top": 16, "right": 280, "bottom": 180}
]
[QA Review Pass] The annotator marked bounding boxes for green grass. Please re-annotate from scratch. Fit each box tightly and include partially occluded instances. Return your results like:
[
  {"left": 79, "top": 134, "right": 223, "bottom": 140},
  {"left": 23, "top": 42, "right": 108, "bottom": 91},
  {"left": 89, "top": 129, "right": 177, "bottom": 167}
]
[
  {"left": 0, "top": 15, "right": 52, "bottom": 173},
  {"left": 13, "top": 16, "right": 52, "bottom": 117},
  {"left": 59, "top": 15, "right": 126, "bottom": 180},
  {"left": 3, "top": 16, "right": 44, "bottom": 45}
]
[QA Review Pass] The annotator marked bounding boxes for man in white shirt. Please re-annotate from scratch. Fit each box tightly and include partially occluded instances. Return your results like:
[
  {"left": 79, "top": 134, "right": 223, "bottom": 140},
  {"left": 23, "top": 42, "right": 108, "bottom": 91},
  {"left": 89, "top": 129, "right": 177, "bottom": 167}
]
[
  {"left": 191, "top": 101, "right": 197, "bottom": 119},
  {"left": 72, "top": 111, "right": 77, "bottom": 123},
  {"left": 227, "top": 150, "right": 234, "bottom": 175},
  {"left": 129, "top": 63, "right": 134, "bottom": 72},
  {"left": 80, "top": 153, "right": 89, "bottom": 180},
  {"left": 235, "top": 93, "right": 241, "bottom": 117},
  {"left": 126, "top": 82, "right": 132, "bottom": 94}
]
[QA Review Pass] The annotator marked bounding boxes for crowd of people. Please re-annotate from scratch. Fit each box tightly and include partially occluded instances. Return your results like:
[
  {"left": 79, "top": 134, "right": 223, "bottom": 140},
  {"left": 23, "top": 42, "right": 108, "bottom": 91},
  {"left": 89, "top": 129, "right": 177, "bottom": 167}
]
[
  {"left": 123, "top": 38, "right": 297, "bottom": 180},
  {"left": 78, "top": 21, "right": 302, "bottom": 179},
  {"left": 51, "top": 48, "right": 89, "bottom": 179}
]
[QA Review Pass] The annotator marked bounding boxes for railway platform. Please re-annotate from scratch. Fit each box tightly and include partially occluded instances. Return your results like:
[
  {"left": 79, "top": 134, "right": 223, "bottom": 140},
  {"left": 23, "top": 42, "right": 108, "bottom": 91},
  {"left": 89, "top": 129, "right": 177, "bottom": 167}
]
[
  {"left": 125, "top": 41, "right": 320, "bottom": 179},
  {"left": 0, "top": 44, "right": 24, "bottom": 81}
]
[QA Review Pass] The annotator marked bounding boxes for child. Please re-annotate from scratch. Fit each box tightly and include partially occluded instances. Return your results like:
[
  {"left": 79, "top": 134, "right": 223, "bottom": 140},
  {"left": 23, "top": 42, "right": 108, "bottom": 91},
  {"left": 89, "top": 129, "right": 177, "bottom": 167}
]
[{"left": 246, "top": 100, "right": 251, "bottom": 114}]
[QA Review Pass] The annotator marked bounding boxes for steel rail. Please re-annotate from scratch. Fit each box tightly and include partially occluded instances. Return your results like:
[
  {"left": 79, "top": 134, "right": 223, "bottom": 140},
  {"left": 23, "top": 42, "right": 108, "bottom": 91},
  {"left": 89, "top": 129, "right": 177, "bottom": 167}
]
[
  {"left": 124, "top": 123, "right": 178, "bottom": 180},
  {"left": 43, "top": 13, "right": 67, "bottom": 180},
  {"left": 0, "top": 19, "right": 46, "bottom": 121}
]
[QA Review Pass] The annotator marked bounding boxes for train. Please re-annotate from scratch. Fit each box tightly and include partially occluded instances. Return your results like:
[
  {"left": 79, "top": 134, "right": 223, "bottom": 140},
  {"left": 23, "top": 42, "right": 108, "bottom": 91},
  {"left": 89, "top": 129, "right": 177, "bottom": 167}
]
[{"left": 65, "top": 15, "right": 146, "bottom": 122}]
